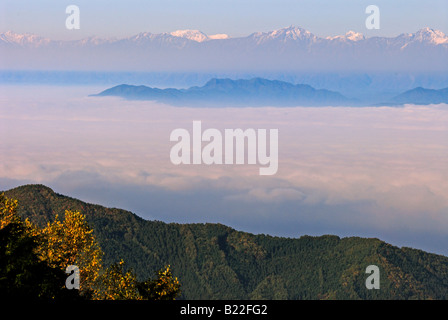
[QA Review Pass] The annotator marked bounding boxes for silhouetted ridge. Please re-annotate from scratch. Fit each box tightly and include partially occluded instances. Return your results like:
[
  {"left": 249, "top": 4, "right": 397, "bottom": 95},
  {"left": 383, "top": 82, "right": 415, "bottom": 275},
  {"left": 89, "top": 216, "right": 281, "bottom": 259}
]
[
  {"left": 384, "top": 86, "right": 448, "bottom": 105},
  {"left": 93, "top": 78, "right": 351, "bottom": 107},
  {"left": 3, "top": 184, "right": 448, "bottom": 299}
]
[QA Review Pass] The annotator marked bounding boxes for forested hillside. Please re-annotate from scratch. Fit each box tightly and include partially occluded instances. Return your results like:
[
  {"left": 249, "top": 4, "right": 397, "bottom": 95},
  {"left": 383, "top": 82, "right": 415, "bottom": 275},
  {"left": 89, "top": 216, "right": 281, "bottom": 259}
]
[{"left": 4, "top": 184, "right": 448, "bottom": 299}]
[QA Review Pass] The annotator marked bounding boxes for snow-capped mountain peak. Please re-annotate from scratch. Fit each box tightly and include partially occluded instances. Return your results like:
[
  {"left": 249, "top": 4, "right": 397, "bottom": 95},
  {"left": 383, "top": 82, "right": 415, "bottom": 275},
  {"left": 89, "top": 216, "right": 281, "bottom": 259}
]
[
  {"left": 250, "top": 25, "right": 318, "bottom": 44},
  {"left": 327, "top": 31, "right": 365, "bottom": 41},
  {"left": 1, "top": 26, "right": 446, "bottom": 72},
  {"left": 170, "top": 29, "right": 208, "bottom": 42},
  {"left": 208, "top": 34, "right": 229, "bottom": 40},
  {"left": 412, "top": 27, "right": 448, "bottom": 44},
  {"left": 345, "top": 31, "right": 365, "bottom": 41},
  {"left": 0, "top": 31, "right": 50, "bottom": 46},
  {"left": 169, "top": 30, "right": 229, "bottom": 42},
  {"left": 270, "top": 26, "right": 316, "bottom": 40}
]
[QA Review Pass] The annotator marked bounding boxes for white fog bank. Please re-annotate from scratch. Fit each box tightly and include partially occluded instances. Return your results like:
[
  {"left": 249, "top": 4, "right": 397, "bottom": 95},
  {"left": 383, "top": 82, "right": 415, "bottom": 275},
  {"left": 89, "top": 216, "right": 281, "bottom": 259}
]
[{"left": 1, "top": 85, "right": 447, "bottom": 255}]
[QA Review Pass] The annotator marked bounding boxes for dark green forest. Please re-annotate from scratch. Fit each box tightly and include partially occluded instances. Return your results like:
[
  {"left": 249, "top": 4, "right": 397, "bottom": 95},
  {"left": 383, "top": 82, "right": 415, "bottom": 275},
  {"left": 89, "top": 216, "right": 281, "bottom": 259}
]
[{"left": 4, "top": 184, "right": 448, "bottom": 299}]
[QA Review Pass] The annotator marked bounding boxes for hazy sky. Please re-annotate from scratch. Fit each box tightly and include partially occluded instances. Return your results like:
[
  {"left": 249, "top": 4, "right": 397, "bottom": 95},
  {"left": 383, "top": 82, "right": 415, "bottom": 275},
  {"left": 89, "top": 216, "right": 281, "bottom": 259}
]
[
  {"left": 1, "top": 85, "right": 447, "bottom": 255},
  {"left": 1, "top": 0, "right": 447, "bottom": 39}
]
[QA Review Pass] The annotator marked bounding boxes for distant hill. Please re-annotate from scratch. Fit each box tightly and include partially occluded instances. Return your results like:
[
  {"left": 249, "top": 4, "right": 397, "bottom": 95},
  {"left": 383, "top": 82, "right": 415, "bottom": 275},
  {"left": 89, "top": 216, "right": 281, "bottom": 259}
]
[
  {"left": 387, "top": 86, "right": 448, "bottom": 105},
  {"left": 94, "top": 80, "right": 448, "bottom": 107},
  {"left": 3, "top": 184, "right": 448, "bottom": 300},
  {"left": 92, "top": 78, "right": 351, "bottom": 107}
]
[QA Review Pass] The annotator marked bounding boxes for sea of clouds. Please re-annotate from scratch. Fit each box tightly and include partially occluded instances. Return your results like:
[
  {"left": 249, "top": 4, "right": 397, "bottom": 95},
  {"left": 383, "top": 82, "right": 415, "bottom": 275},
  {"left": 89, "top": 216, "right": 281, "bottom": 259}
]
[{"left": 1, "top": 85, "right": 447, "bottom": 255}]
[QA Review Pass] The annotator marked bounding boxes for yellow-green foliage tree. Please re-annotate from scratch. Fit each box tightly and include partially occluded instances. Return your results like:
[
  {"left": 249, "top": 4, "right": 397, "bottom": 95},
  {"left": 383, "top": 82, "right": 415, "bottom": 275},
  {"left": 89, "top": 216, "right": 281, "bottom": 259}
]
[
  {"left": 1, "top": 193, "right": 181, "bottom": 300},
  {"left": 93, "top": 261, "right": 182, "bottom": 300},
  {"left": 35, "top": 210, "right": 103, "bottom": 297},
  {"left": 0, "top": 193, "right": 79, "bottom": 299},
  {"left": 0, "top": 193, "right": 19, "bottom": 229},
  {"left": 137, "top": 265, "right": 181, "bottom": 300},
  {"left": 93, "top": 259, "right": 141, "bottom": 300}
]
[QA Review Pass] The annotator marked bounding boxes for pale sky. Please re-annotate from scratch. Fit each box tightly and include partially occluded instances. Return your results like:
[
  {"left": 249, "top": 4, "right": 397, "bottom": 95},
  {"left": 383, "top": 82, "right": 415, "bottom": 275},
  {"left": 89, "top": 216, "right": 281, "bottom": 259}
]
[{"left": 0, "top": 0, "right": 447, "bottom": 40}]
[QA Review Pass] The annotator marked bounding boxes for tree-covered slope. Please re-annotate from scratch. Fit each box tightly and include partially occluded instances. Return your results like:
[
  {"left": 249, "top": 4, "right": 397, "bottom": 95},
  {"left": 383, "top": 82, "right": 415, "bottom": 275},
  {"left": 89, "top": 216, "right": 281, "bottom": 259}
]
[{"left": 4, "top": 184, "right": 448, "bottom": 299}]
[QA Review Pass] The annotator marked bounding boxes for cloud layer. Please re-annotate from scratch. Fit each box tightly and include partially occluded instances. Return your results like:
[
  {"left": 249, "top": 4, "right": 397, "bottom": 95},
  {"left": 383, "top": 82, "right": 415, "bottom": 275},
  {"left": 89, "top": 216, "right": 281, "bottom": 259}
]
[{"left": 1, "top": 85, "right": 448, "bottom": 255}]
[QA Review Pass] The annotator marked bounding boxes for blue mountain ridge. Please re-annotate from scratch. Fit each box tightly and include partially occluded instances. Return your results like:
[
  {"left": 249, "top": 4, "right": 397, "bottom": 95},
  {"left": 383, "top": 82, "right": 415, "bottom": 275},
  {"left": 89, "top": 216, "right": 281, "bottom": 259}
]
[
  {"left": 92, "top": 77, "right": 353, "bottom": 107},
  {"left": 386, "top": 86, "right": 448, "bottom": 105},
  {"left": 92, "top": 77, "right": 448, "bottom": 107}
]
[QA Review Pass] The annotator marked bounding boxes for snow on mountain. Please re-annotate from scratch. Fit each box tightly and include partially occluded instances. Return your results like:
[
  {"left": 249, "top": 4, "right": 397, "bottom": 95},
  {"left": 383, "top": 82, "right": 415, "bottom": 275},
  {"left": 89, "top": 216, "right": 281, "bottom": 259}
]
[
  {"left": 170, "top": 30, "right": 230, "bottom": 42},
  {"left": 327, "top": 31, "right": 365, "bottom": 42},
  {"left": 395, "top": 28, "right": 448, "bottom": 50},
  {"left": 170, "top": 29, "right": 209, "bottom": 42},
  {"left": 0, "top": 27, "right": 446, "bottom": 71},
  {"left": 249, "top": 26, "right": 318, "bottom": 44},
  {"left": 208, "top": 34, "right": 229, "bottom": 40},
  {"left": 0, "top": 31, "right": 50, "bottom": 47},
  {"left": 116, "top": 31, "right": 194, "bottom": 49},
  {"left": 411, "top": 27, "right": 448, "bottom": 44},
  {"left": 1, "top": 27, "right": 446, "bottom": 47}
]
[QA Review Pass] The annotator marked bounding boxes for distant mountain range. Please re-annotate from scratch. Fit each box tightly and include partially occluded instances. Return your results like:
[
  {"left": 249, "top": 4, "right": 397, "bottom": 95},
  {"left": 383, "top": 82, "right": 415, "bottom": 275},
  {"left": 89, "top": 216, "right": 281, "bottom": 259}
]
[
  {"left": 93, "top": 78, "right": 351, "bottom": 106},
  {"left": 386, "top": 87, "right": 448, "bottom": 105},
  {"left": 2, "top": 26, "right": 447, "bottom": 49},
  {"left": 1, "top": 26, "right": 447, "bottom": 72},
  {"left": 4, "top": 184, "right": 448, "bottom": 299},
  {"left": 92, "top": 78, "right": 448, "bottom": 107}
]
